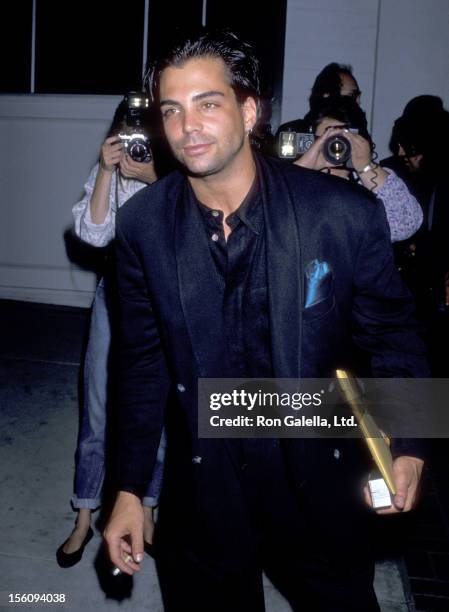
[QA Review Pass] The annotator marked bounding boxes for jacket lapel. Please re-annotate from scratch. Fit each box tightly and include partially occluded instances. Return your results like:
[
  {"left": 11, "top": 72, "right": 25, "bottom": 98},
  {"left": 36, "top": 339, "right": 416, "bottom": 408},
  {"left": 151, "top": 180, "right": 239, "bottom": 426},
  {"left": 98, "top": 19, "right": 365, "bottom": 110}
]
[
  {"left": 256, "top": 156, "right": 303, "bottom": 379},
  {"left": 174, "top": 181, "right": 232, "bottom": 378}
]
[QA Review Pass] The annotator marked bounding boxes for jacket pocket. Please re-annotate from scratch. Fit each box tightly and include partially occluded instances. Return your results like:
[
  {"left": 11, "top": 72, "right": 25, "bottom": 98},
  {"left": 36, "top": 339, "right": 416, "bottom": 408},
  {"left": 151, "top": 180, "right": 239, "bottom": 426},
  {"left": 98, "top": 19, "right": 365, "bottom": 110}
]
[{"left": 302, "top": 294, "right": 336, "bottom": 322}]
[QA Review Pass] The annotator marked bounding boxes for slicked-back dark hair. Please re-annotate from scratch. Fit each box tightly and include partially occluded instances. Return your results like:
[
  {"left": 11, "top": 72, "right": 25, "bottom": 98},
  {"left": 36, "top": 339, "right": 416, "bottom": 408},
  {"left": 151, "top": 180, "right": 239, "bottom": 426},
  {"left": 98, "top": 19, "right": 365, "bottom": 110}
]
[{"left": 146, "top": 27, "right": 262, "bottom": 115}]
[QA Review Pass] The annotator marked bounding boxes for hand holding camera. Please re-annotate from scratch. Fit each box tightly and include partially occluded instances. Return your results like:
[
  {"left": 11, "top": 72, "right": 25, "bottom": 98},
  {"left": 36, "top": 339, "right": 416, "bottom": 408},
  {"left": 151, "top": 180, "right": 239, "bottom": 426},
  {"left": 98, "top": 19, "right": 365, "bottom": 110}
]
[
  {"left": 99, "top": 91, "right": 156, "bottom": 183},
  {"left": 291, "top": 126, "right": 373, "bottom": 175},
  {"left": 100, "top": 136, "right": 124, "bottom": 173},
  {"left": 343, "top": 130, "right": 372, "bottom": 173},
  {"left": 293, "top": 126, "right": 355, "bottom": 172},
  {"left": 119, "top": 153, "right": 157, "bottom": 184}
]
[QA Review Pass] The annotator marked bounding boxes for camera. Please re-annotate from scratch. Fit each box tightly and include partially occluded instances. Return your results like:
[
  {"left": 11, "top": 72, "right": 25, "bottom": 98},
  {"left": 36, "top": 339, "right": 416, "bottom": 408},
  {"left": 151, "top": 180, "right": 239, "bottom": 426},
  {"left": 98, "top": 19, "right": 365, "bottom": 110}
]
[
  {"left": 278, "top": 130, "right": 315, "bottom": 159},
  {"left": 118, "top": 92, "right": 152, "bottom": 163},
  {"left": 278, "top": 128, "right": 358, "bottom": 166}
]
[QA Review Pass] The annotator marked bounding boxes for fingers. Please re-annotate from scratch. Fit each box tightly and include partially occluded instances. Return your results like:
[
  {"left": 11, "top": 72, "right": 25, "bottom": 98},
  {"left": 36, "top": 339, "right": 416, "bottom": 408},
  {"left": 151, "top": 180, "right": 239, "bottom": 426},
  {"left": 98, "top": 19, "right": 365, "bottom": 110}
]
[
  {"left": 363, "top": 485, "right": 373, "bottom": 508},
  {"left": 392, "top": 469, "right": 410, "bottom": 511},
  {"left": 372, "top": 457, "right": 423, "bottom": 515},
  {"left": 394, "top": 456, "right": 423, "bottom": 512},
  {"left": 104, "top": 491, "right": 145, "bottom": 575},
  {"left": 100, "top": 137, "right": 123, "bottom": 171},
  {"left": 106, "top": 533, "right": 136, "bottom": 575},
  {"left": 119, "top": 154, "right": 153, "bottom": 180},
  {"left": 130, "top": 525, "right": 144, "bottom": 564},
  {"left": 106, "top": 536, "right": 142, "bottom": 575},
  {"left": 119, "top": 153, "right": 133, "bottom": 177}
]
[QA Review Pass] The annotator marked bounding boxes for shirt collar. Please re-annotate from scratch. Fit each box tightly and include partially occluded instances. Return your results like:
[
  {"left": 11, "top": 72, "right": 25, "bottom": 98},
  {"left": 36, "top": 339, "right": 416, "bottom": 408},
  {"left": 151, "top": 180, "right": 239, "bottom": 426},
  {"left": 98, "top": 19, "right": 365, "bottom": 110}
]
[{"left": 193, "top": 175, "right": 262, "bottom": 235}]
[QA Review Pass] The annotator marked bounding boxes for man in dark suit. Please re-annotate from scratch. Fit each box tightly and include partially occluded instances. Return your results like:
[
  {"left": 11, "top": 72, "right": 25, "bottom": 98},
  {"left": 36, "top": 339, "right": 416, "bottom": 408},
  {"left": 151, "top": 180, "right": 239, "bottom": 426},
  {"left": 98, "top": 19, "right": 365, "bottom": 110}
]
[{"left": 104, "top": 29, "right": 428, "bottom": 611}]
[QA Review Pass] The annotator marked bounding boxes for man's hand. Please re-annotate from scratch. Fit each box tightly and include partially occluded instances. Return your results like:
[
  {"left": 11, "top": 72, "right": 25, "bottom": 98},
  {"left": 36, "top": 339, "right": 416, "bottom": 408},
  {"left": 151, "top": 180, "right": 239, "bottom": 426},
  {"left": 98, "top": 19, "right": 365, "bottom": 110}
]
[
  {"left": 104, "top": 491, "right": 145, "bottom": 575},
  {"left": 119, "top": 154, "right": 158, "bottom": 184},
  {"left": 364, "top": 456, "right": 424, "bottom": 514}
]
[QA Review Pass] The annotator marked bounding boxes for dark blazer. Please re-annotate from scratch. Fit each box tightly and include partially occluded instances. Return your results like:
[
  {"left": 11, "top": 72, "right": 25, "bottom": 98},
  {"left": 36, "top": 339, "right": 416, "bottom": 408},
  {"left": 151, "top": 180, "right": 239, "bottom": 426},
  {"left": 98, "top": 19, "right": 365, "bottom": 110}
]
[{"left": 113, "top": 154, "right": 429, "bottom": 569}]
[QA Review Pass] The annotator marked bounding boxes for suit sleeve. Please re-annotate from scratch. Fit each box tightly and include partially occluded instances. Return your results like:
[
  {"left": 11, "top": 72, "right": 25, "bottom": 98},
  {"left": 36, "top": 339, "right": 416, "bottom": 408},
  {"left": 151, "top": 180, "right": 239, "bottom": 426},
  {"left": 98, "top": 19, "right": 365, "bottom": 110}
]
[
  {"left": 113, "top": 214, "right": 170, "bottom": 495},
  {"left": 351, "top": 202, "right": 430, "bottom": 459}
]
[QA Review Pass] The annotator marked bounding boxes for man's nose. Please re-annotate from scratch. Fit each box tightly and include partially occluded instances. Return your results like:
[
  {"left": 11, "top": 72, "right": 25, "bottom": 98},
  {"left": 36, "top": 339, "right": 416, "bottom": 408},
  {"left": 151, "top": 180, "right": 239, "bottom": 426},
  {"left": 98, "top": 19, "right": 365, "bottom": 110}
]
[{"left": 182, "top": 108, "right": 202, "bottom": 134}]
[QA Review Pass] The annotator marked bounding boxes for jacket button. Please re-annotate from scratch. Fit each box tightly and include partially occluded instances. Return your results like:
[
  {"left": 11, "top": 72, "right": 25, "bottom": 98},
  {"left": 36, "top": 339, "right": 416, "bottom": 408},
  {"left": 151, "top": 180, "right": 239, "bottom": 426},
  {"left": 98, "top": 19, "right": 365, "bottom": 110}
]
[
  {"left": 177, "top": 383, "right": 186, "bottom": 392},
  {"left": 192, "top": 455, "right": 202, "bottom": 464},
  {"left": 333, "top": 449, "right": 341, "bottom": 459}
]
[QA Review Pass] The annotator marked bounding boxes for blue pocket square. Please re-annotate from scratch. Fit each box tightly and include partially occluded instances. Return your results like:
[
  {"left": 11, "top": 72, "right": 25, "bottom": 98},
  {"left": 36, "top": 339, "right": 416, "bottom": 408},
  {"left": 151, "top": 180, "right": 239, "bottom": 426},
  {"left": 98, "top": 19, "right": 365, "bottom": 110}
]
[{"left": 304, "top": 259, "right": 332, "bottom": 308}]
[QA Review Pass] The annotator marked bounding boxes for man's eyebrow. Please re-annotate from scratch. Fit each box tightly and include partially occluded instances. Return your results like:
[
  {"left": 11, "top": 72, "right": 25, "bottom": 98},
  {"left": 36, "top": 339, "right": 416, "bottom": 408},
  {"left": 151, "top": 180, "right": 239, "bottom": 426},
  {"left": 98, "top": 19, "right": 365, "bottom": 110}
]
[
  {"left": 193, "top": 90, "right": 225, "bottom": 101},
  {"left": 160, "top": 99, "right": 180, "bottom": 107},
  {"left": 160, "top": 91, "right": 225, "bottom": 106}
]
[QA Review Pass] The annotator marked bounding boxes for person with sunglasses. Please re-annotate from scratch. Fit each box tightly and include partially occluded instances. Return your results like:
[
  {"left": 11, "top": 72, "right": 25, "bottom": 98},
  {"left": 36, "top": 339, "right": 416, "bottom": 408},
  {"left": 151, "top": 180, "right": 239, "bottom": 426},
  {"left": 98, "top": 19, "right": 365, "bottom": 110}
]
[
  {"left": 294, "top": 96, "right": 423, "bottom": 243},
  {"left": 276, "top": 63, "right": 362, "bottom": 152}
]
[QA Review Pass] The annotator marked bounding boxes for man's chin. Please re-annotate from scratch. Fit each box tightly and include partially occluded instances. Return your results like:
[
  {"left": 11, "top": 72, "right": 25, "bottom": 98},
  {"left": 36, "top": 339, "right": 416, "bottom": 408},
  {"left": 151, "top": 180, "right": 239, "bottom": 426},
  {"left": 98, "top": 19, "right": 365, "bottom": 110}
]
[
  {"left": 186, "top": 167, "right": 220, "bottom": 178},
  {"left": 183, "top": 159, "right": 223, "bottom": 178}
]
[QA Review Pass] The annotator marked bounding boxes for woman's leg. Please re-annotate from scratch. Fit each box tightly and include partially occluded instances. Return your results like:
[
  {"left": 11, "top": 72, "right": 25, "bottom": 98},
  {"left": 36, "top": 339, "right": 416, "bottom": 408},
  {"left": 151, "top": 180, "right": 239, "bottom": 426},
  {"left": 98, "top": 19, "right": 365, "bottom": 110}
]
[
  {"left": 61, "top": 508, "right": 92, "bottom": 554},
  {"left": 142, "top": 429, "right": 167, "bottom": 544},
  {"left": 62, "top": 279, "right": 111, "bottom": 551}
]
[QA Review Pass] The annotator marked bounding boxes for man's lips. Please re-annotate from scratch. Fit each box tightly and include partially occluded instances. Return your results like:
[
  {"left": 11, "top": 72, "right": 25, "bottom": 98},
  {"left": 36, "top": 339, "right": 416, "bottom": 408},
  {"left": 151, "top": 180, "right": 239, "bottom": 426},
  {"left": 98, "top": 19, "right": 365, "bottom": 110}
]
[{"left": 182, "top": 143, "right": 213, "bottom": 156}]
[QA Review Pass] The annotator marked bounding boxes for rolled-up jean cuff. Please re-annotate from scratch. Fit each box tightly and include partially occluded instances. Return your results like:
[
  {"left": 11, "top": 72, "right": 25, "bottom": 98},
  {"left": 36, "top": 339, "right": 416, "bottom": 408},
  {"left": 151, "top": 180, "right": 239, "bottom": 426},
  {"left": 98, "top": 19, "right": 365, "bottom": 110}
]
[
  {"left": 71, "top": 495, "right": 101, "bottom": 511},
  {"left": 142, "top": 496, "right": 158, "bottom": 508}
]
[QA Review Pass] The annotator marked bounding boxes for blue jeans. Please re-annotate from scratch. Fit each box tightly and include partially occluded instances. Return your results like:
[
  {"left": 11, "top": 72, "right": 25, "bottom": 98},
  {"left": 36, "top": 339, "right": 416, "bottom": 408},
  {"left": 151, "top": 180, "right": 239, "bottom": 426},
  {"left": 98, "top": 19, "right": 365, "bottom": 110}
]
[{"left": 72, "top": 278, "right": 166, "bottom": 510}]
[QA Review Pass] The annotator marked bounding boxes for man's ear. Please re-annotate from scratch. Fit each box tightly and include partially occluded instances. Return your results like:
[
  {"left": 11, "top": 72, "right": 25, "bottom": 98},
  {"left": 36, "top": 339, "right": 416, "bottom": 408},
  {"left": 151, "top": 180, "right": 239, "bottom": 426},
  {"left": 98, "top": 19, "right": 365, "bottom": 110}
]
[{"left": 243, "top": 96, "right": 258, "bottom": 133}]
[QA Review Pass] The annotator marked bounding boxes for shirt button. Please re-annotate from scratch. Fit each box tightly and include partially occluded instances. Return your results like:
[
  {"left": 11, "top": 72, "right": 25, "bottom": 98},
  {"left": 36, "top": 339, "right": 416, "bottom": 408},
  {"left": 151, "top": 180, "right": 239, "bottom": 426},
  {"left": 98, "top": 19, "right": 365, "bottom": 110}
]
[
  {"left": 211, "top": 233, "right": 219, "bottom": 242},
  {"left": 333, "top": 449, "right": 341, "bottom": 460},
  {"left": 211, "top": 210, "right": 220, "bottom": 217},
  {"left": 192, "top": 455, "right": 202, "bottom": 464},
  {"left": 177, "top": 383, "right": 186, "bottom": 392}
]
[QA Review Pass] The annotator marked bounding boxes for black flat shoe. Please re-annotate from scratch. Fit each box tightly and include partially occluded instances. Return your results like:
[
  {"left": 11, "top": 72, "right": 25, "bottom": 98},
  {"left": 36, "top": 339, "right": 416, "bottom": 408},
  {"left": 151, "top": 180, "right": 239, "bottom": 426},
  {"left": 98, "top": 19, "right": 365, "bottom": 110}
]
[{"left": 56, "top": 527, "right": 94, "bottom": 568}]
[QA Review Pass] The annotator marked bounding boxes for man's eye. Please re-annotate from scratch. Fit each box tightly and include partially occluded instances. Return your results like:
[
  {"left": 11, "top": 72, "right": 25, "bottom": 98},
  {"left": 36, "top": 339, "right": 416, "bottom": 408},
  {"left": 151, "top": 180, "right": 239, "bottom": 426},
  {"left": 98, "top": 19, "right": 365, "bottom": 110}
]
[
  {"left": 202, "top": 102, "right": 218, "bottom": 110},
  {"left": 162, "top": 108, "right": 177, "bottom": 118}
]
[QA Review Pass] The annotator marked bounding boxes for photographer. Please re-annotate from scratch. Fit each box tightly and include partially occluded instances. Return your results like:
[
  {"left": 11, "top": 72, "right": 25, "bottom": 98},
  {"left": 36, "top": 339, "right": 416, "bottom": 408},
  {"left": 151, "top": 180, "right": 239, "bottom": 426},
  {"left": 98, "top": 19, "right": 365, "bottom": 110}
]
[
  {"left": 57, "top": 94, "right": 165, "bottom": 568},
  {"left": 384, "top": 96, "right": 449, "bottom": 322},
  {"left": 294, "top": 97, "right": 423, "bottom": 242},
  {"left": 276, "top": 63, "right": 362, "bottom": 145}
]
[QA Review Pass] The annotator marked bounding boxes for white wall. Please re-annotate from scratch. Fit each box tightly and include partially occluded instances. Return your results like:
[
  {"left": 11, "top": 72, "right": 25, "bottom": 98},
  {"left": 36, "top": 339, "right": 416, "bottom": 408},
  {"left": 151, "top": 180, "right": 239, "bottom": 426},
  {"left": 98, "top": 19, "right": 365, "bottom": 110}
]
[
  {"left": 0, "top": 0, "right": 448, "bottom": 308},
  {"left": 281, "top": 0, "right": 380, "bottom": 128},
  {"left": 371, "top": 0, "right": 449, "bottom": 157},
  {"left": 281, "top": 0, "right": 449, "bottom": 159},
  {"left": 0, "top": 95, "right": 120, "bottom": 307}
]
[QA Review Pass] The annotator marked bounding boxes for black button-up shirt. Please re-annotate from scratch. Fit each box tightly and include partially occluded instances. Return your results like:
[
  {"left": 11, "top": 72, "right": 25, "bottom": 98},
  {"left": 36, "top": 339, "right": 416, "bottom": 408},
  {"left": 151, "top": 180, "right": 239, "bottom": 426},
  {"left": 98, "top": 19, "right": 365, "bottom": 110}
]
[{"left": 189, "top": 178, "right": 273, "bottom": 379}]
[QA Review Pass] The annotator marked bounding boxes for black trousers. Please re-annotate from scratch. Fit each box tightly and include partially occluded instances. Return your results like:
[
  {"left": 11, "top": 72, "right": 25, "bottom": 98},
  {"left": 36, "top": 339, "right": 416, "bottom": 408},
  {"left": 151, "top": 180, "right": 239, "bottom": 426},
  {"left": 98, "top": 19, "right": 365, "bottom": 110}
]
[{"left": 155, "top": 439, "right": 380, "bottom": 612}]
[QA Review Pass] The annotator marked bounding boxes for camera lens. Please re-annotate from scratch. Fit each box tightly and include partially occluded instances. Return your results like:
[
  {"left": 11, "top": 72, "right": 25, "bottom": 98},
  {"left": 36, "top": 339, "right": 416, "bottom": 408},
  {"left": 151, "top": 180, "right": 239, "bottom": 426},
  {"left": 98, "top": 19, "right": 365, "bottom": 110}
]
[
  {"left": 323, "top": 135, "right": 351, "bottom": 165},
  {"left": 128, "top": 139, "right": 152, "bottom": 163}
]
